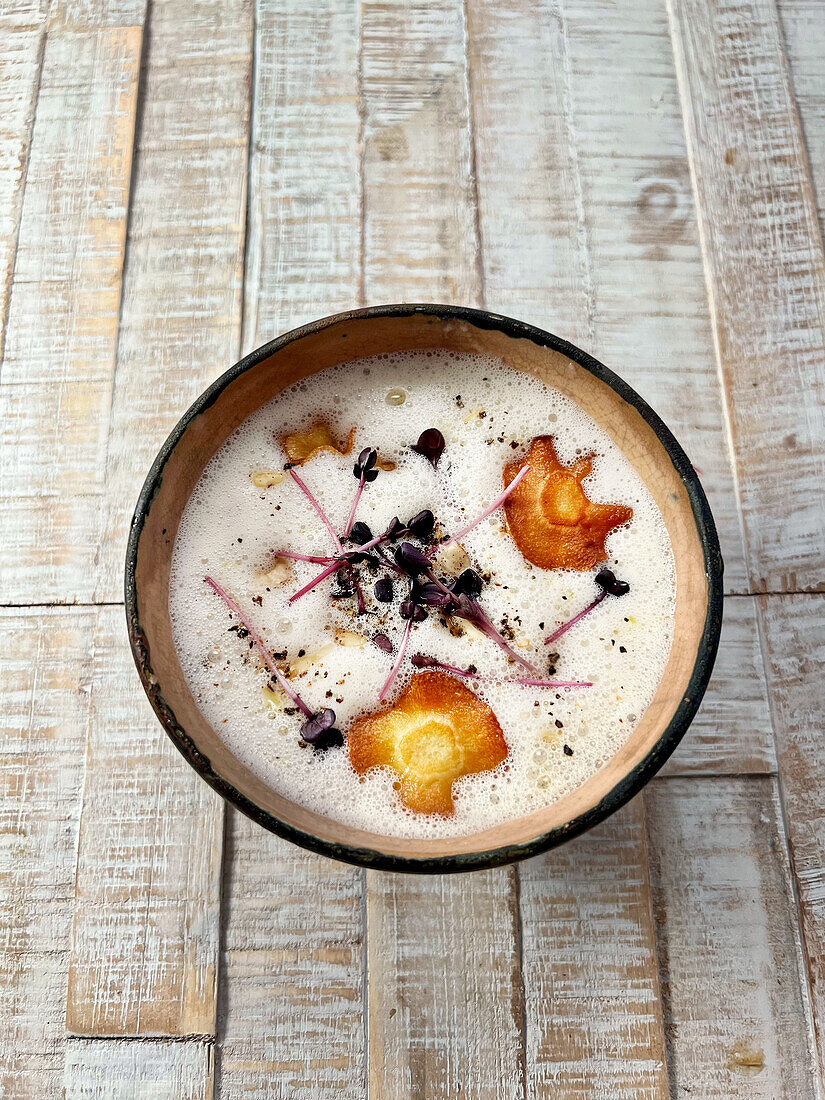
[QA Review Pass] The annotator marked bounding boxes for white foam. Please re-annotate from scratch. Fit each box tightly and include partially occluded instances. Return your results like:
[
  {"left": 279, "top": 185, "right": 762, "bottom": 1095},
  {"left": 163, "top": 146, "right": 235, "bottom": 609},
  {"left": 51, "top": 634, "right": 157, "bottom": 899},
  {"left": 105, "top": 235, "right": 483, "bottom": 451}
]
[{"left": 169, "top": 351, "right": 676, "bottom": 839}]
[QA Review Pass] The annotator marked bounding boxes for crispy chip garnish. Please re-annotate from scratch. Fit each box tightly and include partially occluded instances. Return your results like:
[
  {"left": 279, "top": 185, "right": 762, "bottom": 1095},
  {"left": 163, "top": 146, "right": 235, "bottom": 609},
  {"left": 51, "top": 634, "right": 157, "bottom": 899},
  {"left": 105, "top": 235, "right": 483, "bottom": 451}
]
[
  {"left": 280, "top": 421, "right": 357, "bottom": 465},
  {"left": 347, "top": 671, "right": 508, "bottom": 815},
  {"left": 503, "top": 436, "right": 632, "bottom": 571}
]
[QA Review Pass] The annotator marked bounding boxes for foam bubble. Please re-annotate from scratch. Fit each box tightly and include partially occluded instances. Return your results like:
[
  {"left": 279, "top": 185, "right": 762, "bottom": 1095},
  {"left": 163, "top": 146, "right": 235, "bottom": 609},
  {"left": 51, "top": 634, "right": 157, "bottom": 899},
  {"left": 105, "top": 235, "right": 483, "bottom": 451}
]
[{"left": 169, "top": 350, "right": 676, "bottom": 839}]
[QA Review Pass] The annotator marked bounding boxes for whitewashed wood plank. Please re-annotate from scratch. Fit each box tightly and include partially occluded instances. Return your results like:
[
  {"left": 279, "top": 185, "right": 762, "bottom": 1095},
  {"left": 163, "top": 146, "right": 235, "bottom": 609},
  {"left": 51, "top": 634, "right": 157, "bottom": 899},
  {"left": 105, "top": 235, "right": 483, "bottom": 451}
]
[
  {"left": 66, "top": 608, "right": 224, "bottom": 1037},
  {"left": 662, "top": 594, "right": 775, "bottom": 775},
  {"left": 520, "top": 797, "right": 669, "bottom": 1098},
  {"left": 779, "top": 0, "right": 825, "bottom": 235},
  {"left": 358, "top": 6, "right": 526, "bottom": 1095},
  {"left": 94, "top": 0, "right": 251, "bottom": 601},
  {"left": 367, "top": 870, "right": 522, "bottom": 1097},
  {"left": 667, "top": 0, "right": 825, "bottom": 593},
  {"left": 759, "top": 594, "right": 825, "bottom": 1081},
  {"left": 64, "top": 1039, "right": 213, "bottom": 1098},
  {"left": 67, "top": 0, "right": 251, "bottom": 1037},
  {"left": 0, "top": 607, "right": 95, "bottom": 1097},
  {"left": 0, "top": 3, "right": 47, "bottom": 364},
  {"left": 0, "top": 25, "right": 141, "bottom": 604},
  {"left": 646, "top": 776, "right": 820, "bottom": 1097},
  {"left": 242, "top": 0, "right": 361, "bottom": 351},
  {"left": 216, "top": 814, "right": 365, "bottom": 1098},
  {"left": 216, "top": 3, "right": 365, "bottom": 1096},
  {"left": 361, "top": 0, "right": 479, "bottom": 304},
  {"left": 50, "top": 0, "right": 147, "bottom": 27},
  {"left": 465, "top": 0, "right": 749, "bottom": 594}
]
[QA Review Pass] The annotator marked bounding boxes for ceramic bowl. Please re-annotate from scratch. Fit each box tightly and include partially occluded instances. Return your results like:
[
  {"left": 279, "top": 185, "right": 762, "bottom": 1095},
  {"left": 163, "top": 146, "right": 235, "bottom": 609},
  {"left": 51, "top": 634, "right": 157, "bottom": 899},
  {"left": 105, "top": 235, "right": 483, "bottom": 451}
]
[{"left": 126, "top": 304, "right": 722, "bottom": 872}]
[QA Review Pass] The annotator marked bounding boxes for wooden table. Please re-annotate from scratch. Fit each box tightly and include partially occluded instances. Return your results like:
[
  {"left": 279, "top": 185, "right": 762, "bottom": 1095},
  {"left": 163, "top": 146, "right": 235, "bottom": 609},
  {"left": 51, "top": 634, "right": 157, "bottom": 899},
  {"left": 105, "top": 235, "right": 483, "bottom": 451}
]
[{"left": 2, "top": 0, "right": 824, "bottom": 1095}]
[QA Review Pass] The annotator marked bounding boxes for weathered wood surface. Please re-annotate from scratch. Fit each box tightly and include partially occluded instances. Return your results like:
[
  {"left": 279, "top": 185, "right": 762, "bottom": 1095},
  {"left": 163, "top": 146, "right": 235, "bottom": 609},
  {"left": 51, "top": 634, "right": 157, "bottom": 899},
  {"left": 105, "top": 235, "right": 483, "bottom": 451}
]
[
  {"left": 0, "top": 24, "right": 142, "bottom": 605},
  {"left": 0, "top": 2, "right": 47, "bottom": 364},
  {"left": 241, "top": 0, "right": 361, "bottom": 352},
  {"left": 667, "top": 0, "right": 825, "bottom": 594},
  {"left": 760, "top": 595, "right": 825, "bottom": 1081},
  {"left": 367, "top": 870, "right": 522, "bottom": 1098},
  {"left": 0, "top": 608, "right": 95, "bottom": 1098},
  {"left": 646, "top": 776, "right": 820, "bottom": 1098},
  {"left": 216, "top": 814, "right": 365, "bottom": 1099},
  {"left": 520, "top": 798, "right": 669, "bottom": 1099},
  {"left": 779, "top": 0, "right": 825, "bottom": 234},
  {"left": 66, "top": 609, "right": 224, "bottom": 1037},
  {"left": 65, "top": 0, "right": 250, "bottom": 1040},
  {"left": 662, "top": 595, "right": 775, "bottom": 776},
  {"left": 64, "top": 1039, "right": 213, "bottom": 1098}
]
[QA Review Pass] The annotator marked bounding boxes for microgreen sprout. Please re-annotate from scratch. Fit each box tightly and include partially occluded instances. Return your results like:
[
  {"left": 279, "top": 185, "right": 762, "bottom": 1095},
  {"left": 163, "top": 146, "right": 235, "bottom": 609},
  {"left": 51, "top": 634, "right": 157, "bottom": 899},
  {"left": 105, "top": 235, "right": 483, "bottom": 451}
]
[
  {"left": 379, "top": 618, "right": 413, "bottom": 701},
  {"left": 545, "top": 567, "right": 630, "bottom": 644},
  {"left": 431, "top": 464, "right": 529, "bottom": 553},
  {"left": 411, "top": 427, "right": 445, "bottom": 468},
  {"left": 288, "top": 467, "right": 343, "bottom": 552},
  {"left": 344, "top": 448, "right": 378, "bottom": 537}
]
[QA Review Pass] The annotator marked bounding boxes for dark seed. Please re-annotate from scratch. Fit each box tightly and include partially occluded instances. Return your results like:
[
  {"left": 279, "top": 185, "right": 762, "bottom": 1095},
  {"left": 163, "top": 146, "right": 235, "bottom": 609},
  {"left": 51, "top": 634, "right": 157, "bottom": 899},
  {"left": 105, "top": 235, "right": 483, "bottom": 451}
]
[
  {"left": 595, "top": 567, "right": 630, "bottom": 598},
  {"left": 395, "top": 541, "right": 430, "bottom": 576},
  {"left": 349, "top": 521, "right": 373, "bottom": 545},
  {"left": 563, "top": 744, "right": 573, "bottom": 756},
  {"left": 411, "top": 427, "right": 446, "bottom": 468},
  {"left": 374, "top": 577, "right": 394, "bottom": 602},
  {"left": 300, "top": 708, "right": 337, "bottom": 744},
  {"left": 313, "top": 727, "right": 345, "bottom": 752},
  {"left": 407, "top": 509, "right": 435, "bottom": 538},
  {"left": 452, "top": 568, "right": 483, "bottom": 599},
  {"left": 373, "top": 632, "right": 394, "bottom": 654}
]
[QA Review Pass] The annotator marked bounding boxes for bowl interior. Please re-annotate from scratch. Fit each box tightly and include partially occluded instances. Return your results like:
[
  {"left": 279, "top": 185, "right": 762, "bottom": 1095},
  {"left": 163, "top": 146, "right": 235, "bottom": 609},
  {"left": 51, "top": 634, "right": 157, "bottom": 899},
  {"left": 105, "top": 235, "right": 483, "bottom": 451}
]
[{"left": 130, "top": 309, "right": 716, "bottom": 866}]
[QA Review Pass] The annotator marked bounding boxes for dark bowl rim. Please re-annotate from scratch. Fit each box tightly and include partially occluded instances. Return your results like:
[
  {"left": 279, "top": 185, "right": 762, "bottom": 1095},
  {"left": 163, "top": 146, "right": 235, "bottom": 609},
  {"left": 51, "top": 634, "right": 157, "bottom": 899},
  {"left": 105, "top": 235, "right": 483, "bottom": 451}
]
[{"left": 125, "top": 302, "right": 724, "bottom": 873}]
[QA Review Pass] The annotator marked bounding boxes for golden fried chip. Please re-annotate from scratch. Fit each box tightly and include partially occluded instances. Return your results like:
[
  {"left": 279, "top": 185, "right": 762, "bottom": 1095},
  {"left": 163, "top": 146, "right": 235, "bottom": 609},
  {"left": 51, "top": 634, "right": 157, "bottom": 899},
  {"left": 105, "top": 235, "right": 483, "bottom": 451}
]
[
  {"left": 347, "top": 671, "right": 508, "bottom": 815},
  {"left": 280, "top": 421, "right": 357, "bottom": 465},
  {"left": 503, "top": 436, "right": 632, "bottom": 570}
]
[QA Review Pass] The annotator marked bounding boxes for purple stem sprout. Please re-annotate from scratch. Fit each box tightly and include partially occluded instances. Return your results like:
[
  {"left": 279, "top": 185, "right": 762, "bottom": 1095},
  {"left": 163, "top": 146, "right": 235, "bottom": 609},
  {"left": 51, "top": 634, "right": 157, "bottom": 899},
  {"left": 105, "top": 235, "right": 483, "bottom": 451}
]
[
  {"left": 432, "top": 463, "right": 530, "bottom": 553},
  {"left": 379, "top": 618, "right": 413, "bottom": 701},
  {"left": 461, "top": 599, "right": 540, "bottom": 675},
  {"left": 545, "top": 592, "right": 606, "bottom": 644},
  {"left": 272, "top": 549, "right": 335, "bottom": 565},
  {"left": 203, "top": 575, "right": 313, "bottom": 718},
  {"left": 288, "top": 559, "right": 342, "bottom": 603},
  {"left": 288, "top": 467, "right": 343, "bottom": 553},
  {"left": 344, "top": 476, "right": 366, "bottom": 537}
]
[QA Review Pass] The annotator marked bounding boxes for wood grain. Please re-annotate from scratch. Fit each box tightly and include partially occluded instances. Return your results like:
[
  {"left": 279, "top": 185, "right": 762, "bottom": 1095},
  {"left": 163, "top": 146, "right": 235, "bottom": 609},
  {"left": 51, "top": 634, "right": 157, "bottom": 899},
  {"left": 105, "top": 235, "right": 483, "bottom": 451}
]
[
  {"left": 94, "top": 0, "right": 251, "bottom": 601},
  {"left": 520, "top": 797, "right": 669, "bottom": 1098},
  {"left": 0, "top": 24, "right": 142, "bottom": 604},
  {"left": 759, "top": 595, "right": 825, "bottom": 1082},
  {"left": 64, "top": 1039, "right": 213, "bottom": 1098},
  {"left": 216, "top": 3, "right": 366, "bottom": 1096},
  {"left": 0, "top": 1, "right": 47, "bottom": 364},
  {"left": 216, "top": 814, "right": 365, "bottom": 1098},
  {"left": 65, "top": 0, "right": 251, "bottom": 1039},
  {"left": 465, "top": 0, "right": 749, "bottom": 594},
  {"left": 361, "top": 0, "right": 479, "bottom": 303},
  {"left": 367, "top": 870, "right": 522, "bottom": 1097},
  {"left": 667, "top": 0, "right": 825, "bottom": 593},
  {"left": 662, "top": 594, "right": 775, "bottom": 776},
  {"left": 646, "top": 776, "right": 820, "bottom": 1098},
  {"left": 66, "top": 609, "right": 224, "bottom": 1037},
  {"left": 0, "top": 608, "right": 95, "bottom": 1097},
  {"left": 242, "top": 0, "right": 361, "bottom": 351},
  {"left": 778, "top": 0, "right": 825, "bottom": 232}
]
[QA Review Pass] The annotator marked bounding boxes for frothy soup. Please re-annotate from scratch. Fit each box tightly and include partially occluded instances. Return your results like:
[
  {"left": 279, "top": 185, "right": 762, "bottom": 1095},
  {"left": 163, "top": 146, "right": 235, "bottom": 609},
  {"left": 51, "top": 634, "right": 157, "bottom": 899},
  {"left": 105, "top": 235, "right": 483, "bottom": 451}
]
[{"left": 170, "top": 351, "right": 675, "bottom": 839}]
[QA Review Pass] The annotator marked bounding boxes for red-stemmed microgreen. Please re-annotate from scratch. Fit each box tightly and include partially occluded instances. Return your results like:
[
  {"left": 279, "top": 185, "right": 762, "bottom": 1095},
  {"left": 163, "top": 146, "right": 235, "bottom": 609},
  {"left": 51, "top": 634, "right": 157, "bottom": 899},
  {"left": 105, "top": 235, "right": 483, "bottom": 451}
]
[
  {"left": 544, "top": 568, "right": 630, "bottom": 644},
  {"left": 410, "top": 653, "right": 592, "bottom": 689},
  {"left": 288, "top": 559, "right": 343, "bottom": 603},
  {"left": 344, "top": 448, "right": 378, "bottom": 537},
  {"left": 272, "top": 549, "right": 336, "bottom": 565},
  {"left": 288, "top": 467, "right": 343, "bottom": 552},
  {"left": 431, "top": 463, "right": 529, "bottom": 554},
  {"left": 379, "top": 617, "right": 413, "bottom": 701},
  {"left": 204, "top": 575, "right": 312, "bottom": 718}
]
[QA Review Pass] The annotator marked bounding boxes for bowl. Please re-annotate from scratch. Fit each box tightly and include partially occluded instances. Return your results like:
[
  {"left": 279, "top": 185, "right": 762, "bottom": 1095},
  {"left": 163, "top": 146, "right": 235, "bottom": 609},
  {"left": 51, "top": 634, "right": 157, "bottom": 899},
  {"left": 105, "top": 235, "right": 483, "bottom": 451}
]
[{"left": 126, "top": 304, "right": 722, "bottom": 872}]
